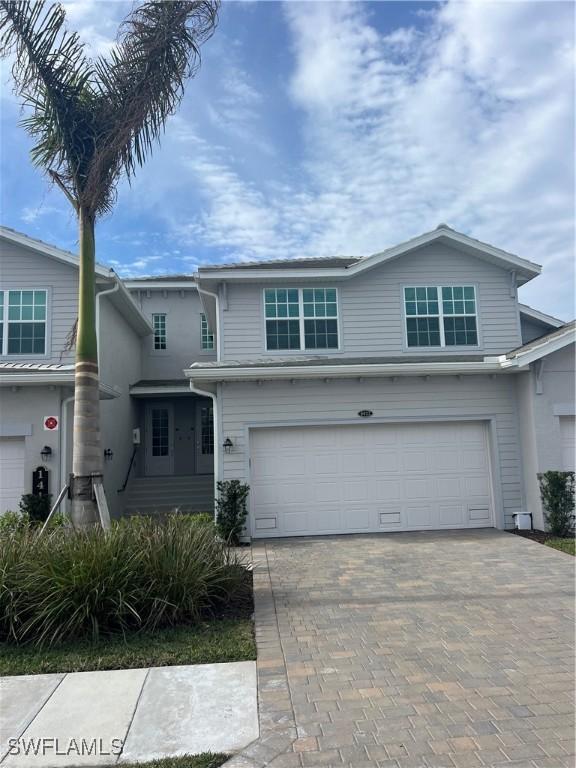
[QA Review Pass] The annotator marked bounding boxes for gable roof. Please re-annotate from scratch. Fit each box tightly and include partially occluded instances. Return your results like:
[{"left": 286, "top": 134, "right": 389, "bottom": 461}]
[
  {"left": 205, "top": 255, "right": 362, "bottom": 271},
  {"left": 197, "top": 224, "right": 542, "bottom": 285},
  {"left": 0, "top": 225, "right": 113, "bottom": 278},
  {"left": 518, "top": 303, "right": 564, "bottom": 329},
  {"left": 502, "top": 321, "right": 575, "bottom": 367},
  {"left": 0, "top": 225, "right": 152, "bottom": 336}
]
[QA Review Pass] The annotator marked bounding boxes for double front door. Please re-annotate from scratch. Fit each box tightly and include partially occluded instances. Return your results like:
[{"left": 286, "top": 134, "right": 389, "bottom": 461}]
[{"left": 144, "top": 401, "right": 214, "bottom": 476}]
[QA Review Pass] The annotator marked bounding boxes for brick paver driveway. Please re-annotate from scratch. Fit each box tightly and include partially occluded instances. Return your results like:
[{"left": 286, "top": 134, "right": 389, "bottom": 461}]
[{"left": 246, "top": 530, "right": 575, "bottom": 768}]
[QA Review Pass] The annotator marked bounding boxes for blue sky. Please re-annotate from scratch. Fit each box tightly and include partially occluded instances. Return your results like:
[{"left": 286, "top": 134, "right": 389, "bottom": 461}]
[{"left": 1, "top": 0, "right": 574, "bottom": 318}]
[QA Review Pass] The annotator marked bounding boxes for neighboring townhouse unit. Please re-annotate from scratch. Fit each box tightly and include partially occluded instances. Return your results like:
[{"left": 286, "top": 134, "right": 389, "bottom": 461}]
[
  {"left": 0, "top": 223, "right": 574, "bottom": 536},
  {"left": 0, "top": 228, "right": 214, "bottom": 518},
  {"left": 189, "top": 224, "right": 575, "bottom": 537}
]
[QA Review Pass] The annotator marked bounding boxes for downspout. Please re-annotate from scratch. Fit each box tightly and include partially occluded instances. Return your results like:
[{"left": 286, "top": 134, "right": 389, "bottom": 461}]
[
  {"left": 95, "top": 275, "right": 120, "bottom": 371},
  {"left": 189, "top": 379, "right": 219, "bottom": 521},
  {"left": 196, "top": 284, "right": 221, "bottom": 361}
]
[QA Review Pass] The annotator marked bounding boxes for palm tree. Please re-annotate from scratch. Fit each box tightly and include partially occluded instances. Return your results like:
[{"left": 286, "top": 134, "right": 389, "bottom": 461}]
[{"left": 0, "top": 0, "right": 219, "bottom": 528}]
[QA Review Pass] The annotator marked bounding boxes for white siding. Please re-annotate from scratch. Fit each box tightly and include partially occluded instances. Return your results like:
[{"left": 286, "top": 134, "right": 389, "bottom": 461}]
[
  {"left": 130, "top": 288, "right": 216, "bottom": 379},
  {"left": 221, "top": 243, "right": 522, "bottom": 361},
  {"left": 0, "top": 386, "right": 68, "bottom": 505},
  {"left": 98, "top": 295, "right": 143, "bottom": 517},
  {"left": 219, "top": 374, "right": 523, "bottom": 529},
  {"left": 0, "top": 240, "right": 78, "bottom": 363},
  {"left": 514, "top": 344, "right": 575, "bottom": 530},
  {"left": 520, "top": 316, "right": 552, "bottom": 344}
]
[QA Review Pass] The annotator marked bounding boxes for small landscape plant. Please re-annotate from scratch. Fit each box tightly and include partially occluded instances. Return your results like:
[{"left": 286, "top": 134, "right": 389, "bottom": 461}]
[
  {"left": 19, "top": 493, "right": 52, "bottom": 523},
  {"left": 0, "top": 514, "right": 250, "bottom": 647},
  {"left": 215, "top": 480, "right": 249, "bottom": 545},
  {"left": 538, "top": 470, "right": 575, "bottom": 537}
]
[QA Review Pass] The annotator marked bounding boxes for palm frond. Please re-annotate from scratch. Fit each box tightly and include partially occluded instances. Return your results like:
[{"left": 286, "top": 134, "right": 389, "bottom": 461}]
[
  {"left": 1, "top": 1, "right": 219, "bottom": 218},
  {"left": 85, "top": 0, "right": 219, "bottom": 214},
  {"left": 0, "top": 1, "right": 96, "bottom": 206}
]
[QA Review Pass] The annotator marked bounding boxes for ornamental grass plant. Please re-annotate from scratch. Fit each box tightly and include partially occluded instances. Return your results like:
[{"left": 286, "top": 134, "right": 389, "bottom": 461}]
[{"left": 0, "top": 514, "right": 250, "bottom": 647}]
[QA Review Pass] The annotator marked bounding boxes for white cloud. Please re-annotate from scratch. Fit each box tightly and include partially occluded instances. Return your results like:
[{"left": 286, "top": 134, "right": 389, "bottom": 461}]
[{"left": 177, "top": 0, "right": 573, "bottom": 316}]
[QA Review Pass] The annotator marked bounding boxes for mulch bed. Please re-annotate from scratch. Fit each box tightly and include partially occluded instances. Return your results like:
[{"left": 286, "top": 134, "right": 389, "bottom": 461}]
[{"left": 509, "top": 529, "right": 565, "bottom": 544}]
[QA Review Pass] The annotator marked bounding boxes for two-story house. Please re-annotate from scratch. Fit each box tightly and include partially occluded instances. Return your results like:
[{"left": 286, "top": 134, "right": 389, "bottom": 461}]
[
  {"left": 0, "top": 228, "right": 215, "bottom": 518},
  {"left": 0, "top": 224, "right": 574, "bottom": 535},
  {"left": 188, "top": 224, "right": 575, "bottom": 537}
]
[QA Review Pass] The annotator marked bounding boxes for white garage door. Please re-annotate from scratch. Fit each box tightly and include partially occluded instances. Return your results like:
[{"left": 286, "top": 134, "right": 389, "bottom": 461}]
[
  {"left": 250, "top": 421, "right": 493, "bottom": 538},
  {"left": 0, "top": 438, "right": 25, "bottom": 514},
  {"left": 560, "top": 416, "right": 575, "bottom": 470}
]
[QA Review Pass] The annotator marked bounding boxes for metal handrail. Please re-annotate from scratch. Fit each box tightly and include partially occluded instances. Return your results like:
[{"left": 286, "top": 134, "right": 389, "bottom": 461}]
[{"left": 117, "top": 445, "right": 138, "bottom": 493}]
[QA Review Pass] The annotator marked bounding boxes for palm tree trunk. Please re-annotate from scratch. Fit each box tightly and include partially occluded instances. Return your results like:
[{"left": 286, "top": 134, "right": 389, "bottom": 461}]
[{"left": 70, "top": 207, "right": 101, "bottom": 528}]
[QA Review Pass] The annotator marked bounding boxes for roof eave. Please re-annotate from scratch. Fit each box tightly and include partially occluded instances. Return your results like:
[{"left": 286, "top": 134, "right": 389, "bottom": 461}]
[
  {"left": 1, "top": 226, "right": 112, "bottom": 278},
  {"left": 0, "top": 374, "right": 121, "bottom": 398},
  {"left": 518, "top": 303, "right": 565, "bottom": 328},
  {"left": 196, "top": 228, "right": 541, "bottom": 283},
  {"left": 123, "top": 280, "right": 198, "bottom": 290},
  {"left": 184, "top": 360, "right": 508, "bottom": 382},
  {"left": 502, "top": 326, "right": 576, "bottom": 368}
]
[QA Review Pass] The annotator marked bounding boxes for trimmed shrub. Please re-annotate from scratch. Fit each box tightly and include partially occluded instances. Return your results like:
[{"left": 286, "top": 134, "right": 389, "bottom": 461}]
[
  {"left": 215, "top": 480, "right": 249, "bottom": 545},
  {"left": 0, "top": 515, "right": 250, "bottom": 647},
  {"left": 539, "top": 471, "right": 575, "bottom": 537},
  {"left": 19, "top": 493, "right": 52, "bottom": 523}
]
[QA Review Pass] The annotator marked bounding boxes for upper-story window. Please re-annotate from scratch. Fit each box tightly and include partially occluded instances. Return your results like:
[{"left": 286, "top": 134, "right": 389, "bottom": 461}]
[
  {"left": 152, "top": 313, "right": 166, "bottom": 350},
  {"left": 0, "top": 289, "right": 47, "bottom": 355},
  {"left": 200, "top": 313, "right": 214, "bottom": 350},
  {"left": 264, "top": 288, "right": 339, "bottom": 351},
  {"left": 404, "top": 285, "right": 478, "bottom": 347}
]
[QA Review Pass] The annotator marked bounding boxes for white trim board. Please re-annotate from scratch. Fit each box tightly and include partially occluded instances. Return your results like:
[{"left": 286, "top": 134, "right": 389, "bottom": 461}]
[
  {"left": 518, "top": 303, "right": 565, "bottom": 328},
  {"left": 198, "top": 226, "right": 541, "bottom": 285}
]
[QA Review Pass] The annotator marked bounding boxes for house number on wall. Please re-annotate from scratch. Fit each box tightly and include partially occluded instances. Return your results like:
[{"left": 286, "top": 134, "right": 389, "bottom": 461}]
[{"left": 358, "top": 410, "right": 373, "bottom": 418}]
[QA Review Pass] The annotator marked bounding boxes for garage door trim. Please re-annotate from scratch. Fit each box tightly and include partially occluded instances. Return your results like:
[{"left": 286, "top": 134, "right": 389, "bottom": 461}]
[{"left": 245, "top": 415, "right": 503, "bottom": 537}]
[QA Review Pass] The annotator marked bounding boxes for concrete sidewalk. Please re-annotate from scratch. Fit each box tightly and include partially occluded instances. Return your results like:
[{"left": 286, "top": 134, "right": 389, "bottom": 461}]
[{"left": 0, "top": 662, "right": 258, "bottom": 767}]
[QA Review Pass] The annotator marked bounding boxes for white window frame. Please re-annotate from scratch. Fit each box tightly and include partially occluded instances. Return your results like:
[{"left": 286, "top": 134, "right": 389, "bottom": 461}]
[
  {"left": 0, "top": 288, "right": 49, "bottom": 358},
  {"left": 200, "top": 312, "right": 214, "bottom": 351},
  {"left": 152, "top": 313, "right": 167, "bottom": 351},
  {"left": 263, "top": 287, "right": 340, "bottom": 352},
  {"left": 403, "top": 284, "right": 479, "bottom": 349}
]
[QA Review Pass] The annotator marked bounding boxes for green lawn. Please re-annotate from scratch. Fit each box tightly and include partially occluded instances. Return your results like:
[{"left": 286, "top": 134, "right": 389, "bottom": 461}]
[
  {"left": 112, "top": 754, "right": 228, "bottom": 768},
  {"left": 545, "top": 537, "right": 576, "bottom": 556},
  {"left": 0, "top": 617, "right": 255, "bottom": 676}
]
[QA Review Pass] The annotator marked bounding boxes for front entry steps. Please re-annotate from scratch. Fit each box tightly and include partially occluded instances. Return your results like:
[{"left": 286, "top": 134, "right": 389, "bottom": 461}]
[{"left": 124, "top": 475, "right": 214, "bottom": 517}]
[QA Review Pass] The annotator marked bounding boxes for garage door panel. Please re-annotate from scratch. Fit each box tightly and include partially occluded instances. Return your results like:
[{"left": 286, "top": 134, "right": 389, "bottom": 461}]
[
  {"left": 251, "top": 455, "right": 277, "bottom": 478},
  {"left": 312, "top": 506, "right": 342, "bottom": 532},
  {"left": 282, "top": 508, "right": 310, "bottom": 533},
  {"left": 343, "top": 479, "right": 369, "bottom": 502},
  {"left": 374, "top": 451, "right": 399, "bottom": 473},
  {"left": 402, "top": 450, "right": 428, "bottom": 472},
  {"left": 343, "top": 505, "right": 371, "bottom": 530},
  {"left": 279, "top": 482, "right": 308, "bottom": 504},
  {"left": 435, "top": 449, "right": 461, "bottom": 471},
  {"left": 465, "top": 475, "right": 491, "bottom": 497},
  {"left": 0, "top": 437, "right": 25, "bottom": 514},
  {"left": 436, "top": 476, "right": 463, "bottom": 498},
  {"left": 342, "top": 453, "right": 368, "bottom": 474},
  {"left": 375, "top": 479, "right": 401, "bottom": 501},
  {"left": 251, "top": 484, "right": 278, "bottom": 507},
  {"left": 315, "top": 481, "right": 340, "bottom": 503},
  {"left": 405, "top": 505, "right": 433, "bottom": 528},
  {"left": 461, "top": 448, "right": 488, "bottom": 471},
  {"left": 438, "top": 504, "right": 465, "bottom": 527},
  {"left": 315, "top": 454, "right": 338, "bottom": 474},
  {"left": 250, "top": 421, "right": 493, "bottom": 537},
  {"left": 404, "top": 477, "right": 430, "bottom": 499}
]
